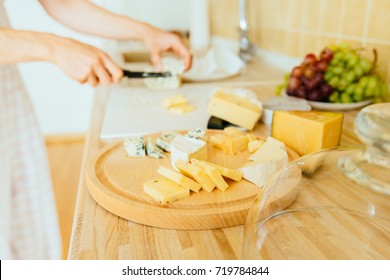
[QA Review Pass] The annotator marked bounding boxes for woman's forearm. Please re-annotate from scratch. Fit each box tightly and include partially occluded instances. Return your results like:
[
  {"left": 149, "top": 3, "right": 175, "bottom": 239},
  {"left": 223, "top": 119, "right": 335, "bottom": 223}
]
[
  {"left": 39, "top": 0, "right": 147, "bottom": 41},
  {"left": 0, "top": 27, "right": 55, "bottom": 64}
]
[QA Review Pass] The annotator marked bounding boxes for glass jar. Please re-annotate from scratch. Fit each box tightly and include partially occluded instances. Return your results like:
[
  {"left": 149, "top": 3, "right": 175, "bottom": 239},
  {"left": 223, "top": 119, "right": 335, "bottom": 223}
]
[{"left": 243, "top": 103, "right": 390, "bottom": 259}]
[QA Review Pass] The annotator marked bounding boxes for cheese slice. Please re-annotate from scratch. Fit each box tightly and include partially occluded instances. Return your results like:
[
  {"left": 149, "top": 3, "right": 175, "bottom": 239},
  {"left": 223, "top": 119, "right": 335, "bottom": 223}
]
[
  {"left": 157, "top": 166, "right": 201, "bottom": 192},
  {"left": 169, "top": 103, "right": 196, "bottom": 114},
  {"left": 163, "top": 94, "right": 188, "bottom": 108},
  {"left": 208, "top": 90, "right": 262, "bottom": 130},
  {"left": 190, "top": 160, "right": 229, "bottom": 191},
  {"left": 272, "top": 111, "right": 343, "bottom": 156},
  {"left": 170, "top": 135, "right": 207, "bottom": 169},
  {"left": 123, "top": 136, "right": 145, "bottom": 157},
  {"left": 191, "top": 159, "right": 243, "bottom": 181},
  {"left": 143, "top": 178, "right": 189, "bottom": 203},
  {"left": 175, "top": 160, "right": 215, "bottom": 192},
  {"left": 240, "top": 146, "right": 288, "bottom": 188}
]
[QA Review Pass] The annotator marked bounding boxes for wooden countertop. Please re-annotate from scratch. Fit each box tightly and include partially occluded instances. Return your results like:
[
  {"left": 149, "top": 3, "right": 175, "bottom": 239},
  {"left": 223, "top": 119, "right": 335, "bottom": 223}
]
[{"left": 67, "top": 60, "right": 385, "bottom": 260}]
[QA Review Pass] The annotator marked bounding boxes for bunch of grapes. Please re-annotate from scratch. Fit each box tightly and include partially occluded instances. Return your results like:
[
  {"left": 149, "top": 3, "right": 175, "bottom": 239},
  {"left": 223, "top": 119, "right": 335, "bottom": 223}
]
[
  {"left": 285, "top": 48, "right": 334, "bottom": 102},
  {"left": 279, "top": 43, "right": 389, "bottom": 103},
  {"left": 325, "top": 45, "right": 388, "bottom": 103}
]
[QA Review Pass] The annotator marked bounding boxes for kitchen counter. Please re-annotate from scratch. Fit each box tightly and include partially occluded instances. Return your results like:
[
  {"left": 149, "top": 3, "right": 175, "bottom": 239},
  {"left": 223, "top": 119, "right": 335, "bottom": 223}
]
[{"left": 67, "top": 59, "right": 369, "bottom": 260}]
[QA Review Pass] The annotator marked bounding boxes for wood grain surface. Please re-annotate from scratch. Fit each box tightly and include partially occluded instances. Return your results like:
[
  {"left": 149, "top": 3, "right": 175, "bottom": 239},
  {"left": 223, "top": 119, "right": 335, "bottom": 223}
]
[
  {"left": 86, "top": 131, "right": 298, "bottom": 230},
  {"left": 68, "top": 75, "right": 390, "bottom": 259}
]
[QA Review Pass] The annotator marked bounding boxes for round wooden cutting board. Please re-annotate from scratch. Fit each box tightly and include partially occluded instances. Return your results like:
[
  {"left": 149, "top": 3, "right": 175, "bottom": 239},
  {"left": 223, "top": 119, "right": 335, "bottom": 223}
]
[{"left": 86, "top": 131, "right": 299, "bottom": 230}]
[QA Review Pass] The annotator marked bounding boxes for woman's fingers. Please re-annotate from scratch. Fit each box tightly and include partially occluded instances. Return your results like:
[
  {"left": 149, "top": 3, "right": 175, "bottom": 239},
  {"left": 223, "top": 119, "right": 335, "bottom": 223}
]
[
  {"left": 99, "top": 52, "right": 123, "bottom": 83},
  {"left": 86, "top": 72, "right": 99, "bottom": 87}
]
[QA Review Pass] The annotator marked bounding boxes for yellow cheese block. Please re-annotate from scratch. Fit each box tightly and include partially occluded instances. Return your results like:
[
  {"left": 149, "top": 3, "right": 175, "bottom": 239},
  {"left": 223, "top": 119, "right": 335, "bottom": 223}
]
[
  {"left": 210, "top": 134, "right": 249, "bottom": 155},
  {"left": 190, "top": 160, "right": 229, "bottom": 191},
  {"left": 192, "top": 159, "right": 243, "bottom": 182},
  {"left": 272, "top": 111, "right": 343, "bottom": 156},
  {"left": 143, "top": 178, "right": 190, "bottom": 203},
  {"left": 157, "top": 166, "right": 201, "bottom": 193},
  {"left": 175, "top": 160, "right": 215, "bottom": 192},
  {"left": 208, "top": 90, "right": 262, "bottom": 130}
]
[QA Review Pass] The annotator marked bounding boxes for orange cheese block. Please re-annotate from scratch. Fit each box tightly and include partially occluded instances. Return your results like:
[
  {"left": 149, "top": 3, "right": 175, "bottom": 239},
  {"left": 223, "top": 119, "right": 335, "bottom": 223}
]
[{"left": 271, "top": 111, "right": 343, "bottom": 156}]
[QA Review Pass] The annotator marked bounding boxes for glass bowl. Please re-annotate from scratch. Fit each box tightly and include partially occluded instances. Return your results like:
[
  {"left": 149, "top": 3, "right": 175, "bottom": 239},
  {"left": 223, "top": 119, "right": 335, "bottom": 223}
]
[{"left": 243, "top": 103, "right": 390, "bottom": 259}]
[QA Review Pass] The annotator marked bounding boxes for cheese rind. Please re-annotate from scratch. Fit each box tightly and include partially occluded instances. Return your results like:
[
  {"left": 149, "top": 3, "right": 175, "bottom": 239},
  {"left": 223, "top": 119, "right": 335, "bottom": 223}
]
[
  {"left": 175, "top": 160, "right": 215, "bottom": 192},
  {"left": 240, "top": 141, "right": 288, "bottom": 188},
  {"left": 170, "top": 136, "right": 207, "bottom": 168},
  {"left": 272, "top": 111, "right": 343, "bottom": 156},
  {"left": 143, "top": 178, "right": 189, "bottom": 203},
  {"left": 192, "top": 159, "right": 243, "bottom": 182},
  {"left": 208, "top": 90, "right": 262, "bottom": 130},
  {"left": 157, "top": 166, "right": 201, "bottom": 192}
]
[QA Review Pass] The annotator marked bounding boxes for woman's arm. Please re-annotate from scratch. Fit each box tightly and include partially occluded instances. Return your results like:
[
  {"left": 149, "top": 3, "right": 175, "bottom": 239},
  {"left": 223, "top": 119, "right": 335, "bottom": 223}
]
[
  {"left": 38, "top": 0, "right": 192, "bottom": 70},
  {"left": 0, "top": 27, "right": 122, "bottom": 86}
]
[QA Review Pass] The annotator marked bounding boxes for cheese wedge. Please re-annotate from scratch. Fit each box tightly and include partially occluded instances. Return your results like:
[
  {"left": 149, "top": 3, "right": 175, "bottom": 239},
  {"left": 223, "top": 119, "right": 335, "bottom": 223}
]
[
  {"left": 143, "top": 178, "right": 189, "bottom": 203},
  {"left": 191, "top": 160, "right": 229, "bottom": 191},
  {"left": 208, "top": 90, "right": 262, "bottom": 130},
  {"left": 175, "top": 160, "right": 215, "bottom": 192},
  {"left": 272, "top": 111, "right": 343, "bottom": 156},
  {"left": 249, "top": 137, "right": 286, "bottom": 161},
  {"left": 240, "top": 145, "right": 288, "bottom": 188},
  {"left": 192, "top": 159, "right": 243, "bottom": 181},
  {"left": 157, "top": 166, "right": 201, "bottom": 192},
  {"left": 123, "top": 136, "right": 145, "bottom": 157}
]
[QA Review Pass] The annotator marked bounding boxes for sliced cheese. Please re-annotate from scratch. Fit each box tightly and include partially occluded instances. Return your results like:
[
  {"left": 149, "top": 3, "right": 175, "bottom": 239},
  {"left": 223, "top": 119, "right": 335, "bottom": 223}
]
[
  {"left": 170, "top": 135, "right": 207, "bottom": 168},
  {"left": 191, "top": 160, "right": 229, "bottom": 191},
  {"left": 143, "top": 178, "right": 189, "bottom": 203},
  {"left": 272, "top": 111, "right": 343, "bottom": 156},
  {"left": 169, "top": 103, "right": 196, "bottom": 114},
  {"left": 249, "top": 136, "right": 286, "bottom": 161},
  {"left": 123, "top": 136, "right": 145, "bottom": 157},
  {"left": 157, "top": 166, "right": 201, "bottom": 192},
  {"left": 240, "top": 145, "right": 288, "bottom": 188},
  {"left": 175, "top": 160, "right": 215, "bottom": 192},
  {"left": 208, "top": 90, "right": 262, "bottom": 130},
  {"left": 192, "top": 159, "right": 243, "bottom": 181},
  {"left": 163, "top": 94, "right": 188, "bottom": 108}
]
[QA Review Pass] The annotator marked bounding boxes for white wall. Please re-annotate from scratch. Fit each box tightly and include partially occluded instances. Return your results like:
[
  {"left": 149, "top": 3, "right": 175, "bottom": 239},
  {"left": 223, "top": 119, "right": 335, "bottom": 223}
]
[{"left": 4, "top": 0, "right": 99, "bottom": 134}]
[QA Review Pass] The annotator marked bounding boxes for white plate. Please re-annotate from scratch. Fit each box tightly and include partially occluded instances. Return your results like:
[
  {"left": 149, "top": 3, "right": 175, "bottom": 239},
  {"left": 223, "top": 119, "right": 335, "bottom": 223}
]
[
  {"left": 182, "top": 47, "right": 244, "bottom": 82},
  {"left": 307, "top": 99, "right": 373, "bottom": 111},
  {"left": 281, "top": 90, "right": 373, "bottom": 111}
]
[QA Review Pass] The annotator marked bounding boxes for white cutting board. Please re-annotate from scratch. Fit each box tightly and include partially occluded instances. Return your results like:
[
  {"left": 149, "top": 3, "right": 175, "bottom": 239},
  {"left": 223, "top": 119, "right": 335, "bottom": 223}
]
[{"left": 100, "top": 84, "right": 217, "bottom": 140}]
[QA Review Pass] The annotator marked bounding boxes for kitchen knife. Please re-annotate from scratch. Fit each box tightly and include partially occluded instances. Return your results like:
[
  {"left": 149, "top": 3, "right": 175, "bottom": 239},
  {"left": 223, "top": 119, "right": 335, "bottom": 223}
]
[{"left": 123, "top": 69, "right": 172, "bottom": 79}]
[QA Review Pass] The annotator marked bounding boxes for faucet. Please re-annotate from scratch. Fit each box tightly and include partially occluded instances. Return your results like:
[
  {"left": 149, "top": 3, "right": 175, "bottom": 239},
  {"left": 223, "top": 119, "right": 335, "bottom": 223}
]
[{"left": 239, "top": 0, "right": 255, "bottom": 62}]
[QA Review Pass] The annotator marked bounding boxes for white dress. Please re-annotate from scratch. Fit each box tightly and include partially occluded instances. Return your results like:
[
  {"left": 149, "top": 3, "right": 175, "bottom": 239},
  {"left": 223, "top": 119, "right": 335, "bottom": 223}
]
[{"left": 0, "top": 1, "right": 61, "bottom": 259}]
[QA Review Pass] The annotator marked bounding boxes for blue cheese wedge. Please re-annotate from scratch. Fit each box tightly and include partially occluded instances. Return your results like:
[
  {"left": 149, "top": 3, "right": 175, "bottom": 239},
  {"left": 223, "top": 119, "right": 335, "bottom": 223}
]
[
  {"left": 185, "top": 128, "right": 208, "bottom": 141},
  {"left": 123, "top": 136, "right": 145, "bottom": 157},
  {"left": 146, "top": 137, "right": 165, "bottom": 159},
  {"left": 156, "top": 131, "right": 180, "bottom": 152}
]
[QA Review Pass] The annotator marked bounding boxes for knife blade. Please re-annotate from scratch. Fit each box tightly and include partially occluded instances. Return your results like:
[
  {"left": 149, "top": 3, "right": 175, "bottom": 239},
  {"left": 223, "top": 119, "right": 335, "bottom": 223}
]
[{"left": 123, "top": 69, "right": 172, "bottom": 79}]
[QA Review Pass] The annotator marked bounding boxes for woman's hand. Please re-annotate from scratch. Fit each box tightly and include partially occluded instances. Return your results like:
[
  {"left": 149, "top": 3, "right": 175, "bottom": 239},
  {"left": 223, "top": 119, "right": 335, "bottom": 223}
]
[
  {"left": 141, "top": 24, "right": 192, "bottom": 71},
  {"left": 50, "top": 37, "right": 123, "bottom": 87}
]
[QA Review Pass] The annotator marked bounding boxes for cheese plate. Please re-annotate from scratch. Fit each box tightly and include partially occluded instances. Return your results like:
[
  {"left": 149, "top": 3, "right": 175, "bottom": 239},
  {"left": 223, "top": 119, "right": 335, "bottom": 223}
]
[{"left": 86, "top": 130, "right": 299, "bottom": 230}]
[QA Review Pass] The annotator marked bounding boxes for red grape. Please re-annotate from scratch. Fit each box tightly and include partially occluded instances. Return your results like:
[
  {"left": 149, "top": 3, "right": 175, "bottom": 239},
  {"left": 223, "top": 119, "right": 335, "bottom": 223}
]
[
  {"left": 291, "top": 66, "right": 303, "bottom": 78},
  {"left": 304, "top": 53, "right": 317, "bottom": 65},
  {"left": 287, "top": 76, "right": 301, "bottom": 91},
  {"left": 320, "top": 48, "right": 333, "bottom": 63}
]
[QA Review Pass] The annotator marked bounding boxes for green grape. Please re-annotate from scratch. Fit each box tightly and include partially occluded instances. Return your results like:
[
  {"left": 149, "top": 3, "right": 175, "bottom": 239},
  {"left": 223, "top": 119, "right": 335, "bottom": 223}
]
[
  {"left": 364, "top": 76, "right": 378, "bottom": 97},
  {"left": 359, "top": 59, "right": 371, "bottom": 74},
  {"left": 345, "top": 71, "right": 356, "bottom": 83},
  {"left": 324, "top": 72, "right": 333, "bottom": 81},
  {"left": 328, "top": 76, "right": 340, "bottom": 88},
  {"left": 332, "top": 66, "right": 344, "bottom": 75},
  {"left": 358, "top": 76, "right": 369, "bottom": 89},
  {"left": 355, "top": 85, "right": 364, "bottom": 96},
  {"left": 346, "top": 52, "right": 359, "bottom": 68},
  {"left": 354, "top": 65, "right": 364, "bottom": 78},
  {"left": 345, "top": 84, "right": 356, "bottom": 95},
  {"left": 340, "top": 93, "right": 353, "bottom": 103},
  {"left": 339, "top": 42, "right": 351, "bottom": 50},
  {"left": 329, "top": 92, "right": 339, "bottom": 103}
]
